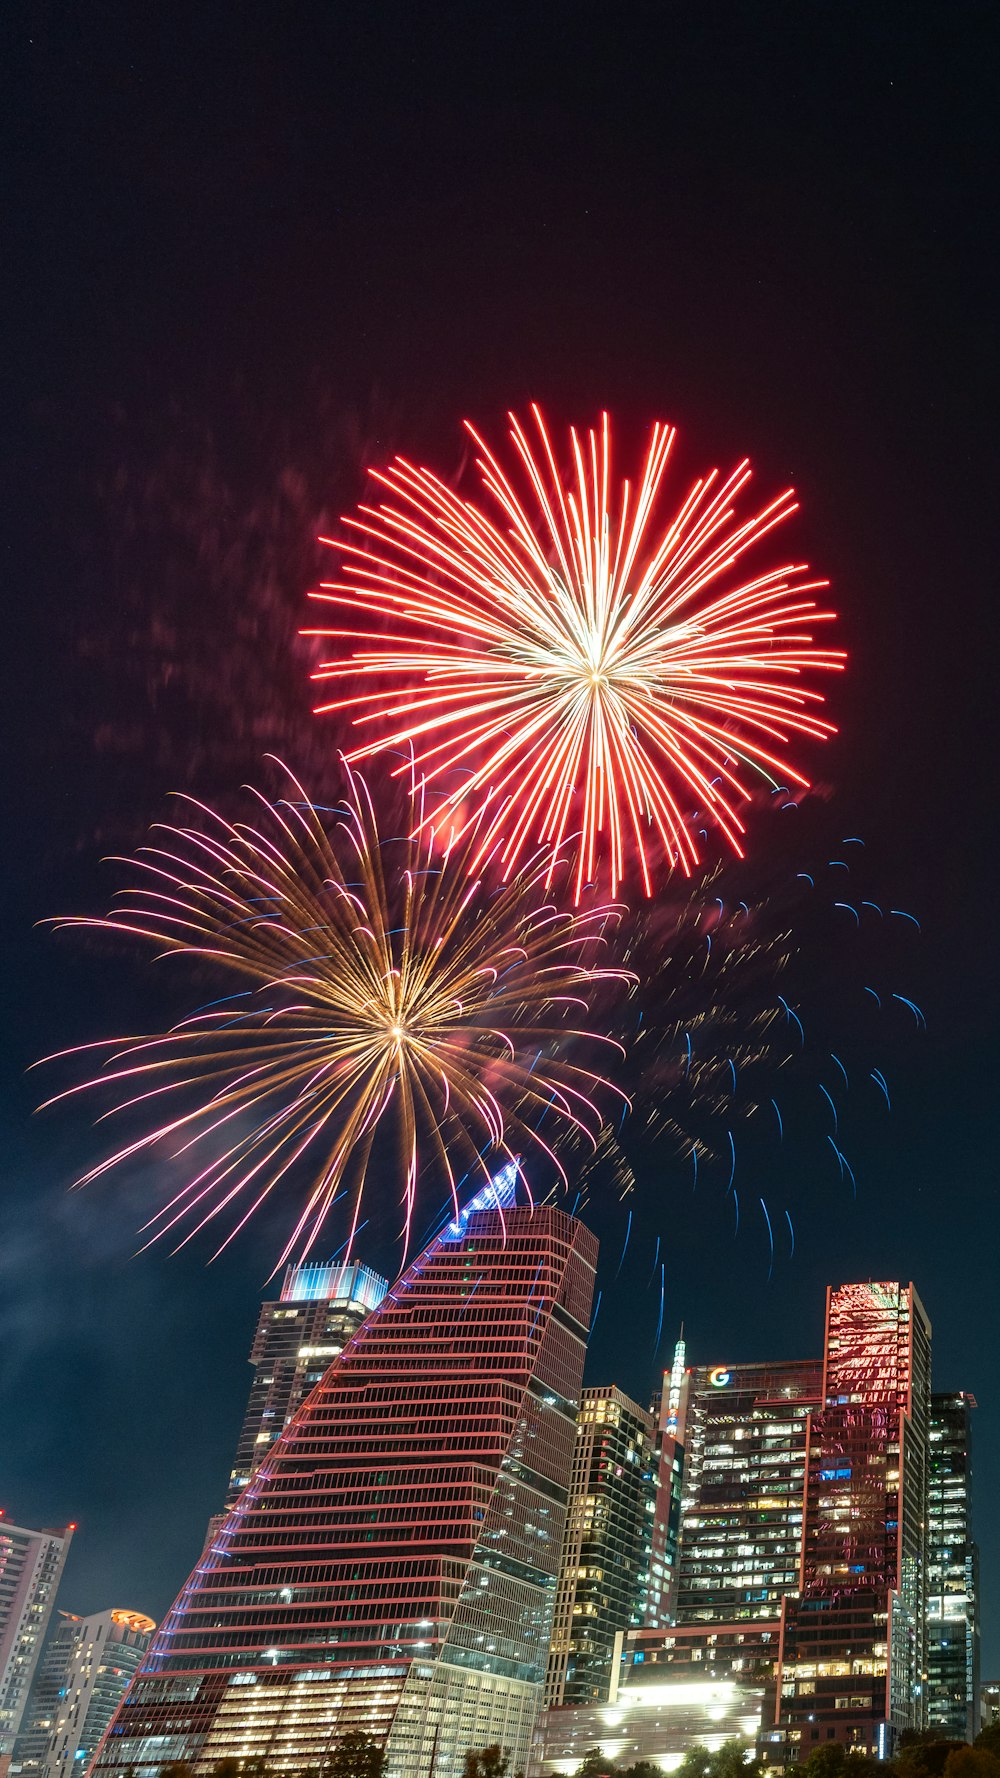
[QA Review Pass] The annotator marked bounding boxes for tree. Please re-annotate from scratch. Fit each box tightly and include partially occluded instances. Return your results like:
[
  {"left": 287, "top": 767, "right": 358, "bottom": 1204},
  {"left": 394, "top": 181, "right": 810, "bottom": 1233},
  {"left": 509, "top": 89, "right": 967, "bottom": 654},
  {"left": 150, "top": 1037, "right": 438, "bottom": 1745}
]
[
  {"left": 573, "top": 1753, "right": 618, "bottom": 1778},
  {"left": 622, "top": 1763, "right": 668, "bottom": 1778},
  {"left": 324, "top": 1732, "right": 387, "bottom": 1778},
  {"left": 678, "top": 1748, "right": 714, "bottom": 1778},
  {"left": 943, "top": 1750, "right": 1000, "bottom": 1778},
  {"left": 977, "top": 1731, "right": 1000, "bottom": 1760},
  {"left": 461, "top": 1749, "right": 510, "bottom": 1778},
  {"left": 799, "top": 1745, "right": 885, "bottom": 1778},
  {"left": 898, "top": 1738, "right": 967, "bottom": 1778},
  {"left": 678, "top": 1741, "right": 763, "bottom": 1778}
]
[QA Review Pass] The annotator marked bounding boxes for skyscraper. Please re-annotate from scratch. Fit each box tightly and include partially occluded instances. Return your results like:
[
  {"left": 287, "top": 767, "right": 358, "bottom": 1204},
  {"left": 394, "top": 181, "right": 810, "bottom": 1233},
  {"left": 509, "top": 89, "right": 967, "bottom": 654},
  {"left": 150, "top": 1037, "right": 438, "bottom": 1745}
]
[
  {"left": 545, "top": 1386, "right": 655, "bottom": 1709},
  {"left": 224, "top": 1259, "right": 388, "bottom": 1508},
  {"left": 672, "top": 1359, "right": 822, "bottom": 1628},
  {"left": 645, "top": 1335, "right": 688, "bottom": 1631},
  {"left": 535, "top": 1280, "right": 971, "bottom": 1778},
  {"left": 11, "top": 1610, "right": 155, "bottom": 1778},
  {"left": 765, "top": 1282, "right": 932, "bottom": 1763},
  {"left": 0, "top": 1520, "right": 74, "bottom": 1778},
  {"left": 532, "top": 1351, "right": 817, "bottom": 1776},
  {"left": 90, "top": 1168, "right": 598, "bottom": 1778},
  {"left": 927, "top": 1393, "right": 979, "bottom": 1741}
]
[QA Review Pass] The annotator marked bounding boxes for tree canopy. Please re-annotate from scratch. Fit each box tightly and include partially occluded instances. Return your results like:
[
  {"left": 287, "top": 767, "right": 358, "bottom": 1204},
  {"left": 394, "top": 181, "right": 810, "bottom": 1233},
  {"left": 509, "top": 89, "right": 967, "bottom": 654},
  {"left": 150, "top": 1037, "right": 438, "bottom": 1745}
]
[
  {"left": 461, "top": 1748, "right": 510, "bottom": 1778},
  {"left": 677, "top": 1738, "right": 763, "bottom": 1778},
  {"left": 322, "top": 1733, "right": 387, "bottom": 1778}
]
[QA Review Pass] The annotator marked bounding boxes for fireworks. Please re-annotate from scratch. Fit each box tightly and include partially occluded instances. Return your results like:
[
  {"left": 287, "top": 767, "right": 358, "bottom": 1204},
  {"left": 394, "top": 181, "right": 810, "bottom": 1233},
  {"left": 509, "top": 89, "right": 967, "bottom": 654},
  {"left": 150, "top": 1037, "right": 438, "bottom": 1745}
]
[
  {"left": 603, "top": 800, "right": 924, "bottom": 1270},
  {"left": 308, "top": 407, "right": 845, "bottom": 899},
  {"left": 38, "top": 764, "right": 625, "bottom": 1269}
]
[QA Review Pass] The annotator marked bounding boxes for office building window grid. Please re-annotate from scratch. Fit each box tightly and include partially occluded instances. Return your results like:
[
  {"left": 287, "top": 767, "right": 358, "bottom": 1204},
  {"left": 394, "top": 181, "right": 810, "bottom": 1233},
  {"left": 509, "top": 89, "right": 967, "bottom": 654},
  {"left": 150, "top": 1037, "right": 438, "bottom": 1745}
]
[
  {"left": 927, "top": 1393, "right": 980, "bottom": 1741},
  {"left": 90, "top": 1196, "right": 596, "bottom": 1778}
]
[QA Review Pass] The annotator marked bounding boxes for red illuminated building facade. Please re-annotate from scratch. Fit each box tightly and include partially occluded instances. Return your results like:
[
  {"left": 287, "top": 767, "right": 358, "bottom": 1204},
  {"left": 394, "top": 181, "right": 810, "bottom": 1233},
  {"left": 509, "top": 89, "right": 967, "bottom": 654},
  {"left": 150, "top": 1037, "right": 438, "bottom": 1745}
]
[
  {"left": 90, "top": 1169, "right": 597, "bottom": 1778},
  {"left": 763, "top": 1282, "right": 932, "bottom": 1763}
]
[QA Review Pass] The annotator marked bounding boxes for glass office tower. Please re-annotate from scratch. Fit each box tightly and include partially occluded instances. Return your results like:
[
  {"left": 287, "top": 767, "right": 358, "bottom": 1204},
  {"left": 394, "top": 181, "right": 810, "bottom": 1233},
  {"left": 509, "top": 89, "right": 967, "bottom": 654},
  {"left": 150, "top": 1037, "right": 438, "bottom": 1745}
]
[
  {"left": 224, "top": 1259, "right": 388, "bottom": 1507},
  {"left": 674, "top": 1360, "right": 823, "bottom": 1626},
  {"left": 765, "top": 1282, "right": 932, "bottom": 1763},
  {"left": 546, "top": 1386, "right": 655, "bottom": 1707},
  {"left": 90, "top": 1170, "right": 597, "bottom": 1778},
  {"left": 645, "top": 1335, "right": 689, "bottom": 1631},
  {"left": 927, "top": 1392, "right": 979, "bottom": 1741}
]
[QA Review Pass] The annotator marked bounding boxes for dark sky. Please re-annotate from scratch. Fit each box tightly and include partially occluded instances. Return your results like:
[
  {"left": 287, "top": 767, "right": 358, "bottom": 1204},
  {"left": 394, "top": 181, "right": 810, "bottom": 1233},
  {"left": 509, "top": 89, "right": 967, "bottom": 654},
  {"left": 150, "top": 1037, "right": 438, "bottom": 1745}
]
[{"left": 3, "top": 0, "right": 999, "bottom": 1673}]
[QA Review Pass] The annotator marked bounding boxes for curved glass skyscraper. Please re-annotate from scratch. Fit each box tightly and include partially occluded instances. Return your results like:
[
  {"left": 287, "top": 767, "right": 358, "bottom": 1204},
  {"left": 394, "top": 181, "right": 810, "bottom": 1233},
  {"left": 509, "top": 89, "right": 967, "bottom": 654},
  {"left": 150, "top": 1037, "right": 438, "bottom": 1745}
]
[{"left": 92, "top": 1171, "right": 597, "bottom": 1778}]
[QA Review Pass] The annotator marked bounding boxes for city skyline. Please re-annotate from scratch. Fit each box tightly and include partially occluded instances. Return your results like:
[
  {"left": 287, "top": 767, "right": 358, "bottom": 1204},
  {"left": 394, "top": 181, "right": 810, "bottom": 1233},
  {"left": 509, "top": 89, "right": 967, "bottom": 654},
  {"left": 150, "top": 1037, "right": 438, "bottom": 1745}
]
[
  {"left": 5, "top": 1254, "right": 988, "bottom": 1775},
  {"left": 533, "top": 1277, "right": 981, "bottom": 1772},
  {"left": 2, "top": 1243, "right": 991, "bottom": 1659},
  {"left": 3, "top": 1, "right": 996, "bottom": 1738}
]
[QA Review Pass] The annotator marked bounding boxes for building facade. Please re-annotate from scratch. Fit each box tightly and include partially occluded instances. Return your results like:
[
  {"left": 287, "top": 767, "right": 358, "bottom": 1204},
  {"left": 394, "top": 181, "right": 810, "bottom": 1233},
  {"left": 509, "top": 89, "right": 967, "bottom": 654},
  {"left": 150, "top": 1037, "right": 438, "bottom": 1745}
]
[
  {"left": 0, "top": 1520, "right": 74, "bottom": 1778},
  {"left": 534, "top": 1624, "right": 780, "bottom": 1776},
  {"left": 224, "top": 1259, "right": 388, "bottom": 1508},
  {"left": 764, "top": 1282, "right": 932, "bottom": 1763},
  {"left": 927, "top": 1393, "right": 979, "bottom": 1741},
  {"left": 537, "top": 1278, "right": 948, "bottom": 1774},
  {"left": 11, "top": 1610, "right": 155, "bottom": 1778},
  {"left": 534, "top": 1350, "right": 821, "bottom": 1772},
  {"left": 645, "top": 1336, "right": 688, "bottom": 1632},
  {"left": 90, "top": 1170, "right": 597, "bottom": 1778},
  {"left": 674, "top": 1359, "right": 823, "bottom": 1627},
  {"left": 533, "top": 1669, "right": 766, "bottom": 1777},
  {"left": 545, "top": 1386, "right": 655, "bottom": 1709}
]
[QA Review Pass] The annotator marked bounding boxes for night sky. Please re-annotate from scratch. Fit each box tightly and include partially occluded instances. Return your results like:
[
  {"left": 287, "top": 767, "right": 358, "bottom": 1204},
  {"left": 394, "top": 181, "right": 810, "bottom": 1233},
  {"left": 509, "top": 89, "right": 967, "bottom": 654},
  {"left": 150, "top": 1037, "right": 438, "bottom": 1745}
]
[{"left": 3, "top": 2, "right": 999, "bottom": 1673}]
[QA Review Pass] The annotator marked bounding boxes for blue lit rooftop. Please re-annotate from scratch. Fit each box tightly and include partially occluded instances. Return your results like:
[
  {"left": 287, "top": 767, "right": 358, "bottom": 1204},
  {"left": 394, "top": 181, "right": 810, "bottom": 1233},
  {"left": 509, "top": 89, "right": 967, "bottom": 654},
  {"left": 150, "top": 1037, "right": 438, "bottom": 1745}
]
[{"left": 280, "top": 1259, "right": 388, "bottom": 1310}]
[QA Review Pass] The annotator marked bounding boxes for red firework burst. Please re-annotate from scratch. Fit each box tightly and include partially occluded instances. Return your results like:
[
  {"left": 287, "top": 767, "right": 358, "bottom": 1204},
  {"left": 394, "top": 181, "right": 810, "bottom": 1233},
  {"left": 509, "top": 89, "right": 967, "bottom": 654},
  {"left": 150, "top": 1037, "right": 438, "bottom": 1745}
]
[{"left": 307, "top": 407, "right": 845, "bottom": 899}]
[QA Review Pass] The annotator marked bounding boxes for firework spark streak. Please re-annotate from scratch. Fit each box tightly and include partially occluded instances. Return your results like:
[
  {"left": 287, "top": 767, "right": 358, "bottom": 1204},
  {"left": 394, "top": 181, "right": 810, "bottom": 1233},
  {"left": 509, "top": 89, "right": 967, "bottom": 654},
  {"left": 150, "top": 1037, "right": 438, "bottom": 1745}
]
[
  {"left": 599, "top": 800, "right": 924, "bottom": 1273},
  {"left": 37, "top": 765, "right": 626, "bottom": 1270},
  {"left": 308, "top": 407, "right": 845, "bottom": 898}
]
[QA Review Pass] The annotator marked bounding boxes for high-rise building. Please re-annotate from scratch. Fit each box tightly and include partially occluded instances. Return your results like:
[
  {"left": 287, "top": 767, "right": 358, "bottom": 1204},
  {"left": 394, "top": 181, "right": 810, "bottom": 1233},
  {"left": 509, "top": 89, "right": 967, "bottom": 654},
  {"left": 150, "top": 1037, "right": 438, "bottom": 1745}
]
[
  {"left": 625, "top": 1620, "right": 782, "bottom": 1684},
  {"left": 645, "top": 1336, "right": 688, "bottom": 1631},
  {"left": 764, "top": 1282, "right": 932, "bottom": 1764},
  {"left": 224, "top": 1259, "right": 388, "bottom": 1507},
  {"left": 980, "top": 1681, "right": 1000, "bottom": 1729},
  {"left": 536, "top": 1279, "right": 969, "bottom": 1777},
  {"left": 11, "top": 1610, "right": 155, "bottom": 1778},
  {"left": 674, "top": 1359, "right": 823, "bottom": 1627},
  {"left": 927, "top": 1393, "right": 980, "bottom": 1741},
  {"left": 533, "top": 1351, "right": 818, "bottom": 1773},
  {"left": 545, "top": 1386, "right": 655, "bottom": 1709},
  {"left": 90, "top": 1168, "right": 597, "bottom": 1778},
  {"left": 0, "top": 1519, "right": 74, "bottom": 1778}
]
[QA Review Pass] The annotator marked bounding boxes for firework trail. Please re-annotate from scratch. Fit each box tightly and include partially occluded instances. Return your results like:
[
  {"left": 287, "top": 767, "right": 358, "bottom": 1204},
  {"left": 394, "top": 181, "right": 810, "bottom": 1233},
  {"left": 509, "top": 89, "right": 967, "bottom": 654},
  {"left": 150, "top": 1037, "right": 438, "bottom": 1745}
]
[
  {"left": 599, "top": 796, "right": 924, "bottom": 1272},
  {"left": 37, "top": 763, "right": 626, "bottom": 1271},
  {"left": 308, "top": 406, "right": 844, "bottom": 898}
]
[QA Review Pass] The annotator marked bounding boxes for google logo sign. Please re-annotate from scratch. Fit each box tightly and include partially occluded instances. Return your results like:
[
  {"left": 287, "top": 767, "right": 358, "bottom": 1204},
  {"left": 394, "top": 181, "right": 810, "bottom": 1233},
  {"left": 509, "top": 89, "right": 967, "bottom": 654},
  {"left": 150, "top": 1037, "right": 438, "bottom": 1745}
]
[{"left": 708, "top": 1367, "right": 732, "bottom": 1388}]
